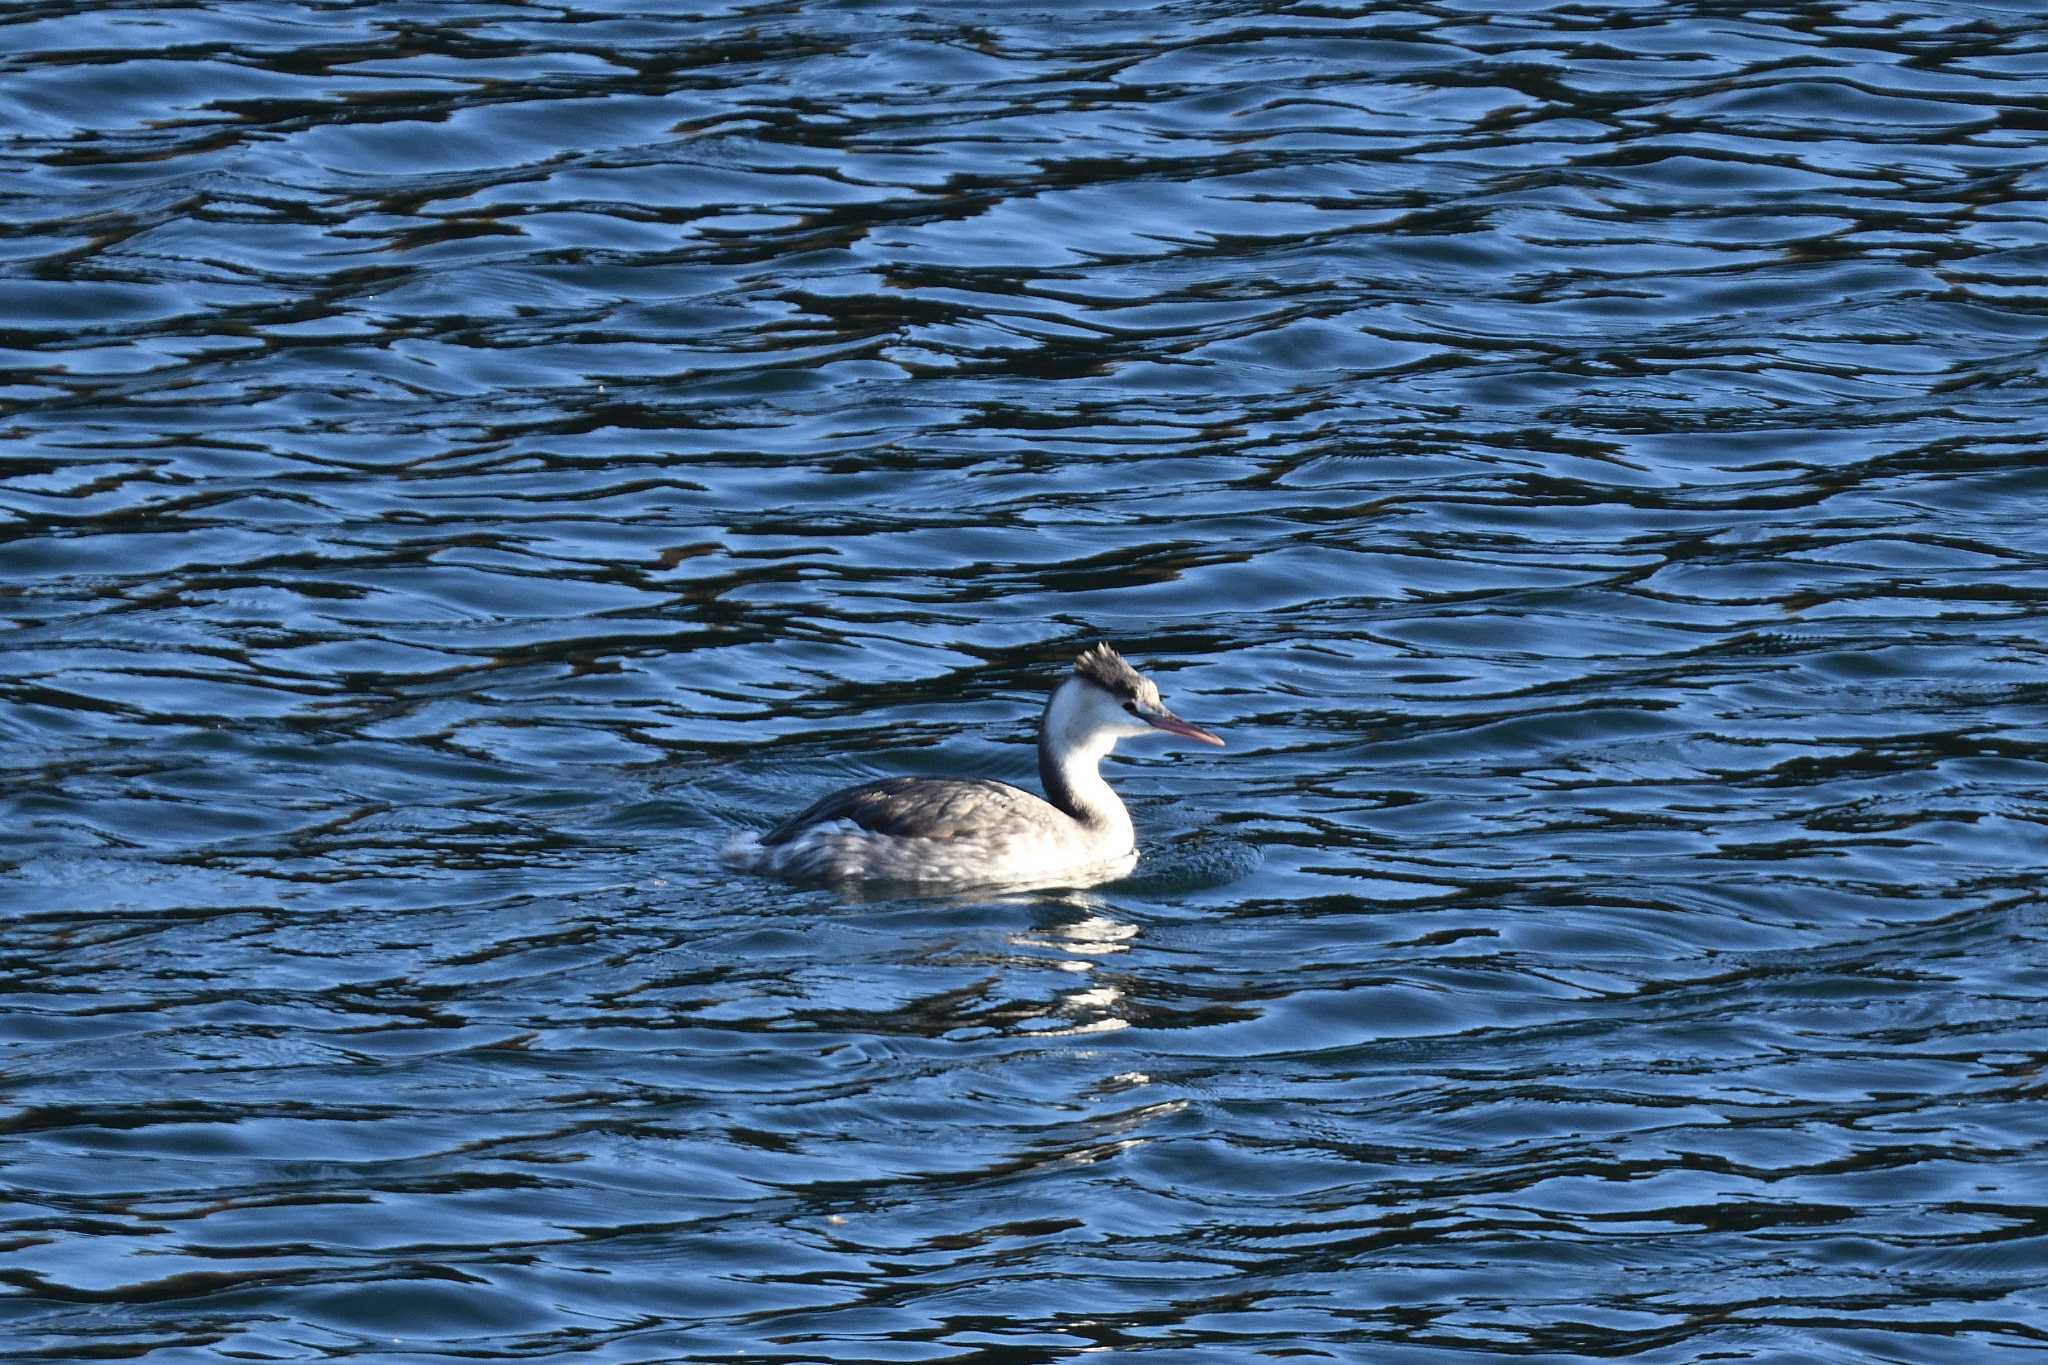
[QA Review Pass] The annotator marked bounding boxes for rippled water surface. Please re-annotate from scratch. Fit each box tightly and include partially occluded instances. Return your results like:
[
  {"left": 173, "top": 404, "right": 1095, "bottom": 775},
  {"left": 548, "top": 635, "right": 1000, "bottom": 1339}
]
[{"left": 6, "top": 1, "right": 2048, "bottom": 1360}]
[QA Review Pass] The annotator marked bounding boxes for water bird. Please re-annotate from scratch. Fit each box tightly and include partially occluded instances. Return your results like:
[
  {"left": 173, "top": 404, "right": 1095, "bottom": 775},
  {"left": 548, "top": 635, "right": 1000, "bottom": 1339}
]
[{"left": 724, "top": 644, "right": 1224, "bottom": 885}]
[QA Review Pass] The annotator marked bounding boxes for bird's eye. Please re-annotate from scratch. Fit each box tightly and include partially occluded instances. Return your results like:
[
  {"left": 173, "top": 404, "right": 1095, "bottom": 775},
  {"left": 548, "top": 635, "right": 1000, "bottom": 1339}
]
[{"left": 1123, "top": 701, "right": 1138, "bottom": 714}]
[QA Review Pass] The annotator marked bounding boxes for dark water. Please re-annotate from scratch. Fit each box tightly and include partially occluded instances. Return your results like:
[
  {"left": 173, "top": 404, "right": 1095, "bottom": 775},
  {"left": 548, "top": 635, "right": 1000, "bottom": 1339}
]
[{"left": 5, "top": 1, "right": 2047, "bottom": 1360}]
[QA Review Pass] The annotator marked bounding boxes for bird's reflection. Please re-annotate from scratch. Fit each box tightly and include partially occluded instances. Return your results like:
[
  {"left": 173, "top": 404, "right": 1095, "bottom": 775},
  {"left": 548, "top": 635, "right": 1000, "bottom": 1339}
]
[
  {"left": 774, "top": 873, "right": 1146, "bottom": 1038},
  {"left": 813, "top": 851, "right": 1137, "bottom": 906},
  {"left": 1006, "top": 900, "right": 1139, "bottom": 1036}
]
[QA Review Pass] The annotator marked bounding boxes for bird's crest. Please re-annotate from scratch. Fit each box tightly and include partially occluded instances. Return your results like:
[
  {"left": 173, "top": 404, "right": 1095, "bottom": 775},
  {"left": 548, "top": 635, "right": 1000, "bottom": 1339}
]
[{"left": 1073, "top": 643, "right": 1155, "bottom": 705}]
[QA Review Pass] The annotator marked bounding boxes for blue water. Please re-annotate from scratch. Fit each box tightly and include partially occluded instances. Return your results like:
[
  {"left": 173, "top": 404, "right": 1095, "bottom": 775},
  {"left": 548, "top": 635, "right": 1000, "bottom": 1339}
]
[{"left": 4, "top": 1, "right": 2047, "bottom": 1360}]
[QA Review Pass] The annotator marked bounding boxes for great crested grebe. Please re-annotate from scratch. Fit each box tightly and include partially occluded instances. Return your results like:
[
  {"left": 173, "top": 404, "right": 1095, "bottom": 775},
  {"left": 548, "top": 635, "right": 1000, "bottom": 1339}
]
[{"left": 723, "top": 644, "right": 1223, "bottom": 885}]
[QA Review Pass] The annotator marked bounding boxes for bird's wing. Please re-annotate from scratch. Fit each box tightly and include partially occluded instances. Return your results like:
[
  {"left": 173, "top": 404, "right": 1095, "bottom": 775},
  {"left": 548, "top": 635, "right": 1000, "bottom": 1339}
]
[{"left": 762, "top": 778, "right": 1055, "bottom": 845}]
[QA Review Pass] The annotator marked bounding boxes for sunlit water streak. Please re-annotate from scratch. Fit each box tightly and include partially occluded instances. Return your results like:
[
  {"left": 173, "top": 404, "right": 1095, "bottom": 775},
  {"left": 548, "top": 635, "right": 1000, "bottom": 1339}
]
[{"left": 3, "top": 1, "right": 2046, "bottom": 1360}]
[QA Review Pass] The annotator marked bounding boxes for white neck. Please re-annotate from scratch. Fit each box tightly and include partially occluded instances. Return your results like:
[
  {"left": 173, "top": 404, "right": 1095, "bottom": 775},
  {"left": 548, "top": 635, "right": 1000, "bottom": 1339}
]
[{"left": 1038, "top": 678, "right": 1135, "bottom": 844}]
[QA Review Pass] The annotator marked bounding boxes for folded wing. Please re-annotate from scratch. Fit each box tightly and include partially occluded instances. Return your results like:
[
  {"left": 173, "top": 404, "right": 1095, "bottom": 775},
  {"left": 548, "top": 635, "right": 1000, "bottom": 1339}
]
[{"left": 762, "top": 778, "right": 1054, "bottom": 845}]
